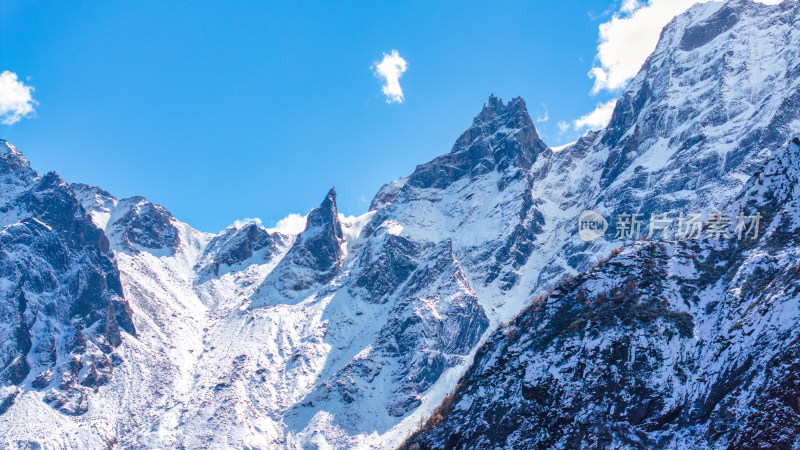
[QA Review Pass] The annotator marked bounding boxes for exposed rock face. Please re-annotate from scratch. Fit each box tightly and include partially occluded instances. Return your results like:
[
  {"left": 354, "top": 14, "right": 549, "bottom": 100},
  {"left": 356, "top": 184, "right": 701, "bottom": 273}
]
[
  {"left": 287, "top": 239, "right": 489, "bottom": 431},
  {"left": 348, "top": 232, "right": 422, "bottom": 303},
  {"left": 595, "top": 0, "right": 800, "bottom": 214},
  {"left": 16, "top": 173, "right": 111, "bottom": 252},
  {"left": 512, "top": 0, "right": 800, "bottom": 293},
  {"left": 0, "top": 141, "right": 37, "bottom": 197},
  {"left": 0, "top": 140, "right": 135, "bottom": 417},
  {"left": 376, "top": 240, "right": 488, "bottom": 417},
  {"left": 300, "top": 188, "right": 345, "bottom": 276},
  {"left": 363, "top": 95, "right": 549, "bottom": 295},
  {"left": 72, "top": 182, "right": 184, "bottom": 255}
]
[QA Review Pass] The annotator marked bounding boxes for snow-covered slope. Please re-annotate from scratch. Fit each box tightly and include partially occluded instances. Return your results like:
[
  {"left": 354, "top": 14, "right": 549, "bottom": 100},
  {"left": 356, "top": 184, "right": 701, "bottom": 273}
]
[{"left": 1, "top": 0, "right": 800, "bottom": 448}]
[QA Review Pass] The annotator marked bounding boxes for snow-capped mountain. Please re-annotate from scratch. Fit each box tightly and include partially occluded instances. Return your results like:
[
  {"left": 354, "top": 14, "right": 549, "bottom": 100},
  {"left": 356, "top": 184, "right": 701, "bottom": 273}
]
[
  {"left": 401, "top": 135, "right": 800, "bottom": 449},
  {"left": 1, "top": 0, "right": 800, "bottom": 448}
]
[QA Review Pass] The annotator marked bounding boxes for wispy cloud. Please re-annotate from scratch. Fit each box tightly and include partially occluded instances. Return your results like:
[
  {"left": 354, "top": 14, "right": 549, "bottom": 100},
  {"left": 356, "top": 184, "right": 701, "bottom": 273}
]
[
  {"left": 620, "top": 0, "right": 642, "bottom": 14},
  {"left": 536, "top": 103, "right": 549, "bottom": 123},
  {"left": 372, "top": 50, "right": 408, "bottom": 103},
  {"left": 0, "top": 71, "right": 37, "bottom": 125}
]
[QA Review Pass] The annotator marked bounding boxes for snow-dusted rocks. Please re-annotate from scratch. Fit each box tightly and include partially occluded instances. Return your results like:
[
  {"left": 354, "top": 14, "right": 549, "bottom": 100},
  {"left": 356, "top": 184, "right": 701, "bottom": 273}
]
[
  {"left": 0, "top": 140, "right": 37, "bottom": 200},
  {"left": 364, "top": 95, "right": 549, "bottom": 298},
  {"left": 595, "top": 0, "right": 800, "bottom": 213},
  {"left": 284, "top": 238, "right": 489, "bottom": 437}
]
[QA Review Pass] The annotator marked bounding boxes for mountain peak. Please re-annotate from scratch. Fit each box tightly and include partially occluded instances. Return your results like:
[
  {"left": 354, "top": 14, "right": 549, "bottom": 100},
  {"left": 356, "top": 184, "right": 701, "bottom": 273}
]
[
  {"left": 406, "top": 95, "right": 546, "bottom": 190},
  {"left": 456, "top": 95, "right": 542, "bottom": 155},
  {"left": 479, "top": 95, "right": 528, "bottom": 118},
  {"left": 252, "top": 187, "right": 345, "bottom": 303},
  {"left": 470, "top": 95, "right": 534, "bottom": 136},
  {"left": 484, "top": 93, "right": 503, "bottom": 109},
  {"left": 305, "top": 187, "right": 340, "bottom": 233}
]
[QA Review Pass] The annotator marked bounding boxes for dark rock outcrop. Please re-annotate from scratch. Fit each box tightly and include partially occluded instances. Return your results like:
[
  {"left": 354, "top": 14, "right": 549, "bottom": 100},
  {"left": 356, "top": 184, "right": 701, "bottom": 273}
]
[
  {"left": 348, "top": 232, "right": 423, "bottom": 303},
  {"left": 114, "top": 197, "right": 180, "bottom": 254}
]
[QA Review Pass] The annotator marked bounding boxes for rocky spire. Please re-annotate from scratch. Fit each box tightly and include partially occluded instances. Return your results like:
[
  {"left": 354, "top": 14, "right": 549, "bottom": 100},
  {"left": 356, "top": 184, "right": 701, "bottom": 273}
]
[
  {"left": 253, "top": 188, "right": 345, "bottom": 303},
  {"left": 304, "top": 187, "right": 343, "bottom": 238},
  {"left": 293, "top": 187, "right": 344, "bottom": 279},
  {"left": 455, "top": 95, "right": 544, "bottom": 156}
]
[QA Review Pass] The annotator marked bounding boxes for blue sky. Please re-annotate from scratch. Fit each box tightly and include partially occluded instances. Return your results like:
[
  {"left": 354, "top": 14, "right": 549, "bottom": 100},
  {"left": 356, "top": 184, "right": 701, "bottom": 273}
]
[{"left": 0, "top": 0, "right": 700, "bottom": 232}]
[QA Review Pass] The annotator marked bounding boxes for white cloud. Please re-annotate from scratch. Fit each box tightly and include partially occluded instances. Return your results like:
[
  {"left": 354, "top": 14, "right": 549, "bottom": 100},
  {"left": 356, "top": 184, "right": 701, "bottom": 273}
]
[
  {"left": 573, "top": 100, "right": 617, "bottom": 131},
  {"left": 536, "top": 103, "right": 549, "bottom": 123},
  {"left": 267, "top": 213, "right": 307, "bottom": 235},
  {"left": 620, "top": 0, "right": 642, "bottom": 14},
  {"left": 558, "top": 121, "right": 571, "bottom": 134},
  {"left": 372, "top": 50, "right": 408, "bottom": 103},
  {"left": 589, "top": 0, "right": 709, "bottom": 93},
  {"left": 231, "top": 217, "right": 263, "bottom": 229},
  {"left": 230, "top": 214, "right": 307, "bottom": 235},
  {"left": 589, "top": 0, "right": 783, "bottom": 93},
  {"left": 0, "top": 71, "right": 37, "bottom": 125}
]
